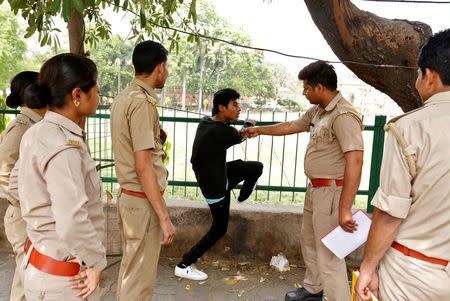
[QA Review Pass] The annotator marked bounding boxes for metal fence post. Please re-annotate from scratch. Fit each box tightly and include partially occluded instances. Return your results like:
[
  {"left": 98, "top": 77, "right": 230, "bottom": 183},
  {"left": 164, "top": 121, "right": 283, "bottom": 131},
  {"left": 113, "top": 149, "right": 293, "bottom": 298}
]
[{"left": 367, "top": 115, "right": 387, "bottom": 212}]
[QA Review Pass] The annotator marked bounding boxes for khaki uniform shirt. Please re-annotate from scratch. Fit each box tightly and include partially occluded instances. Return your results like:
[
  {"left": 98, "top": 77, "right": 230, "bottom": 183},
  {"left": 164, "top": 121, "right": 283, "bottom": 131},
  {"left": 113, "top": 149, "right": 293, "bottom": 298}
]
[
  {"left": 11, "top": 111, "right": 106, "bottom": 271},
  {"left": 111, "top": 78, "right": 168, "bottom": 192},
  {"left": 0, "top": 107, "right": 42, "bottom": 206},
  {"left": 371, "top": 91, "right": 450, "bottom": 261},
  {"left": 293, "top": 92, "right": 364, "bottom": 179}
]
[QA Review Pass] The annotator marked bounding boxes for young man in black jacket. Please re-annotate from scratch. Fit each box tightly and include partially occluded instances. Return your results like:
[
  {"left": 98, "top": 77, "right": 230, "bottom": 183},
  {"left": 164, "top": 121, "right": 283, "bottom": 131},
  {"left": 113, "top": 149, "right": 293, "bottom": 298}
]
[{"left": 174, "top": 88, "right": 264, "bottom": 280}]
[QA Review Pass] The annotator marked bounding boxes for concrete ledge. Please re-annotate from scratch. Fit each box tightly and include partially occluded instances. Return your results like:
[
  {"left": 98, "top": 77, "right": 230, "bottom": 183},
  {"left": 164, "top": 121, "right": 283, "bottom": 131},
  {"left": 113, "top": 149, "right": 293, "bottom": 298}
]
[{"left": 1, "top": 197, "right": 365, "bottom": 267}]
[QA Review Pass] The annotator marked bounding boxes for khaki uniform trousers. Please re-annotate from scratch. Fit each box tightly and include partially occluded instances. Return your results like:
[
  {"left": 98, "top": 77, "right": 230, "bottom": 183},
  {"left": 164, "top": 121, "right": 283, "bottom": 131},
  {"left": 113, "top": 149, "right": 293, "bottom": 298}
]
[
  {"left": 20, "top": 247, "right": 100, "bottom": 300},
  {"left": 4, "top": 204, "right": 27, "bottom": 301},
  {"left": 117, "top": 191, "right": 163, "bottom": 301},
  {"left": 300, "top": 184, "right": 351, "bottom": 301},
  {"left": 378, "top": 247, "right": 450, "bottom": 301}
]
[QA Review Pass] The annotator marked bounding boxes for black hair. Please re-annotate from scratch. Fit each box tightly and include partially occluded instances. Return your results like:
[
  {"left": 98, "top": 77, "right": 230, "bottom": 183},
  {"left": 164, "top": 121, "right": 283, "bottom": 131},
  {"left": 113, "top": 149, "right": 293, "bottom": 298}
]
[
  {"left": 132, "top": 40, "right": 168, "bottom": 75},
  {"left": 213, "top": 88, "right": 240, "bottom": 115},
  {"left": 32, "top": 53, "right": 98, "bottom": 108},
  {"left": 418, "top": 29, "right": 450, "bottom": 86},
  {"left": 5, "top": 71, "right": 39, "bottom": 108},
  {"left": 298, "top": 60, "right": 337, "bottom": 91}
]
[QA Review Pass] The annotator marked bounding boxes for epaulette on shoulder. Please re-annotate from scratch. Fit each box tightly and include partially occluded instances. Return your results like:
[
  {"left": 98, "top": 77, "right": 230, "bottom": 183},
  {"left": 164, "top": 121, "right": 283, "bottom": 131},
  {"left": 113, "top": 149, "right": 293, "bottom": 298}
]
[{"left": 383, "top": 108, "right": 423, "bottom": 179}]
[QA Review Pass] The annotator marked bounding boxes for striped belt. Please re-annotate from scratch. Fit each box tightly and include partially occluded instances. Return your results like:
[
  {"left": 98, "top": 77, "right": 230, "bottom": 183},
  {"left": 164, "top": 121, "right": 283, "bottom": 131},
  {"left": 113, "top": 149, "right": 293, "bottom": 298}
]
[
  {"left": 24, "top": 238, "right": 80, "bottom": 276},
  {"left": 121, "top": 188, "right": 165, "bottom": 198},
  {"left": 392, "top": 241, "right": 448, "bottom": 266},
  {"left": 310, "top": 179, "right": 344, "bottom": 187}
]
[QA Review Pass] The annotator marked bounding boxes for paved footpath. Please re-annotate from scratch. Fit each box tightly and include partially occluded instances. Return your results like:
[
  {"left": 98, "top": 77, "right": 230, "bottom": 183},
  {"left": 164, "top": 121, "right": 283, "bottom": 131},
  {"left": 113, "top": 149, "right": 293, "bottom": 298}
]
[{"left": 0, "top": 251, "right": 318, "bottom": 301}]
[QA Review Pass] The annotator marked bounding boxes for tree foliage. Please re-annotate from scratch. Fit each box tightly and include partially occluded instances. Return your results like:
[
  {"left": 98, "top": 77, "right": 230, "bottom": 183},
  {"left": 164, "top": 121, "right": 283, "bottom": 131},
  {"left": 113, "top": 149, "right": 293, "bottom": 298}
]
[
  {"left": 89, "top": 35, "right": 134, "bottom": 96},
  {"left": 1, "top": 0, "right": 197, "bottom": 53},
  {"left": 164, "top": 1, "right": 279, "bottom": 104},
  {"left": 0, "top": 6, "right": 27, "bottom": 93}
]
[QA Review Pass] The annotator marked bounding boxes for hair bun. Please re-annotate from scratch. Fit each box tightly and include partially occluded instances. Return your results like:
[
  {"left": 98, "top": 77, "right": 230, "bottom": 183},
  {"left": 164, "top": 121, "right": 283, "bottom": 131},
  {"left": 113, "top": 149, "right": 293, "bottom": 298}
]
[
  {"left": 5, "top": 92, "right": 22, "bottom": 108},
  {"left": 24, "top": 83, "right": 51, "bottom": 109}
]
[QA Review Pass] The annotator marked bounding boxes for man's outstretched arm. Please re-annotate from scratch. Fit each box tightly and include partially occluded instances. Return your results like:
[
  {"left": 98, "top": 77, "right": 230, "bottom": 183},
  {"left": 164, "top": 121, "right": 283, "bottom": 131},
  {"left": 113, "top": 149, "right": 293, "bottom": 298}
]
[{"left": 241, "top": 121, "right": 303, "bottom": 138}]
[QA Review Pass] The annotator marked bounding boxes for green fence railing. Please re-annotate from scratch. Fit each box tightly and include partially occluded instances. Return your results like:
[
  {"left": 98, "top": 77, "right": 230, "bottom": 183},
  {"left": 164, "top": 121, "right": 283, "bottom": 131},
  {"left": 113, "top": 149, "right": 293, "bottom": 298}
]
[{"left": 0, "top": 104, "right": 387, "bottom": 211}]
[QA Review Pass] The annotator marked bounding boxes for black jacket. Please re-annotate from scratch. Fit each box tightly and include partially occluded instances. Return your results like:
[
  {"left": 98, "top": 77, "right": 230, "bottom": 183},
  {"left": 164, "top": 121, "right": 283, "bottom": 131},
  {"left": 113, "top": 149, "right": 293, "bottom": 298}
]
[{"left": 191, "top": 116, "right": 242, "bottom": 199}]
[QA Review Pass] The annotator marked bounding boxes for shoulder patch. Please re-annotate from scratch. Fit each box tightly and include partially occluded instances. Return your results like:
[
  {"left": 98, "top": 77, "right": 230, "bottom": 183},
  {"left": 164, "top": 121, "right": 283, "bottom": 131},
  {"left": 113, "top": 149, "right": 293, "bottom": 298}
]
[{"left": 67, "top": 139, "right": 81, "bottom": 147}]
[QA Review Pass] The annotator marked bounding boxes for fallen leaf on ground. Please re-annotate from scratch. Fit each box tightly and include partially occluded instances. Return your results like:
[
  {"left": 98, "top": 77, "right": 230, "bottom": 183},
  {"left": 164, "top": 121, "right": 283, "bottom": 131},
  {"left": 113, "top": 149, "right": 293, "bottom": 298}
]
[
  {"left": 221, "top": 267, "right": 230, "bottom": 271},
  {"left": 199, "top": 280, "right": 207, "bottom": 285},
  {"left": 9, "top": 254, "right": 15, "bottom": 257},
  {"left": 260, "top": 277, "right": 267, "bottom": 283},
  {"left": 185, "top": 285, "right": 190, "bottom": 290},
  {"left": 279, "top": 275, "right": 286, "bottom": 280},
  {"left": 294, "top": 283, "right": 303, "bottom": 289},
  {"left": 238, "top": 262, "right": 250, "bottom": 266},
  {"left": 238, "top": 290, "right": 246, "bottom": 298},
  {"left": 211, "top": 261, "right": 220, "bottom": 267},
  {"left": 226, "top": 279, "right": 238, "bottom": 285},
  {"left": 290, "top": 264, "right": 298, "bottom": 268}
]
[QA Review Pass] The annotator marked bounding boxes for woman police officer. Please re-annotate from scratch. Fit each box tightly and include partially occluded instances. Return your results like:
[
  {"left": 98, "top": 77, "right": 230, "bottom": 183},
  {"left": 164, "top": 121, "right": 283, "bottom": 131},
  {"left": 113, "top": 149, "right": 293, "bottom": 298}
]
[
  {"left": 0, "top": 71, "right": 47, "bottom": 301},
  {"left": 10, "top": 53, "right": 106, "bottom": 300}
]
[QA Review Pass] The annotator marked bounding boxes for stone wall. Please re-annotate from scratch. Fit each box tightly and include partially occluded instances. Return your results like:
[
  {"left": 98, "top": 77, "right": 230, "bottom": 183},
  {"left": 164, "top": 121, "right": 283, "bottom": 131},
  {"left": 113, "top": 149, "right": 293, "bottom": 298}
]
[{"left": 1, "top": 198, "right": 365, "bottom": 267}]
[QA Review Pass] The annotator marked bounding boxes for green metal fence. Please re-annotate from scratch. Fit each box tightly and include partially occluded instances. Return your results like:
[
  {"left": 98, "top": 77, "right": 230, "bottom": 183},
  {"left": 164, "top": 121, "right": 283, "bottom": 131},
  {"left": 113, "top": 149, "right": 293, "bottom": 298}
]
[{"left": 0, "top": 104, "right": 386, "bottom": 212}]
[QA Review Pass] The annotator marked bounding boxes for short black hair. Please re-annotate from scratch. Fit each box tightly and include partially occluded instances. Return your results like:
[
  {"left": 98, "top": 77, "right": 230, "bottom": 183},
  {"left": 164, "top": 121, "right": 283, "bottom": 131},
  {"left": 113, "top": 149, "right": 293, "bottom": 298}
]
[
  {"left": 132, "top": 40, "right": 168, "bottom": 75},
  {"left": 418, "top": 29, "right": 450, "bottom": 86},
  {"left": 213, "top": 88, "right": 240, "bottom": 115},
  {"left": 6, "top": 71, "right": 39, "bottom": 108},
  {"left": 298, "top": 61, "right": 337, "bottom": 91}
]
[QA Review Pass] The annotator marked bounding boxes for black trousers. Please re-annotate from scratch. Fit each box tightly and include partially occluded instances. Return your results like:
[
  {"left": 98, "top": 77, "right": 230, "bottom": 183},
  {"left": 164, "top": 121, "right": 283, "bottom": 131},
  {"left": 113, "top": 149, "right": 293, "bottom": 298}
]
[{"left": 181, "top": 160, "right": 263, "bottom": 266}]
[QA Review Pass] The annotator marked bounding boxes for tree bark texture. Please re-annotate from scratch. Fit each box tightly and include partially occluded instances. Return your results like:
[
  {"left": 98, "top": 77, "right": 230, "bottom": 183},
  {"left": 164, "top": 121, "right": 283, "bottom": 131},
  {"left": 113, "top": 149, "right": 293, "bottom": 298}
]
[
  {"left": 304, "top": 0, "right": 432, "bottom": 112},
  {"left": 68, "top": 4, "right": 85, "bottom": 55}
]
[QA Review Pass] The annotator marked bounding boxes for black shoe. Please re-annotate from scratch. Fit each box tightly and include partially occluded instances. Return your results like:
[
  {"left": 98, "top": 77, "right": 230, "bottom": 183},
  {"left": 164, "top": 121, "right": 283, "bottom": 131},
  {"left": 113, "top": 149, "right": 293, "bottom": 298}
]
[
  {"left": 237, "top": 194, "right": 247, "bottom": 202},
  {"left": 285, "top": 287, "right": 323, "bottom": 301}
]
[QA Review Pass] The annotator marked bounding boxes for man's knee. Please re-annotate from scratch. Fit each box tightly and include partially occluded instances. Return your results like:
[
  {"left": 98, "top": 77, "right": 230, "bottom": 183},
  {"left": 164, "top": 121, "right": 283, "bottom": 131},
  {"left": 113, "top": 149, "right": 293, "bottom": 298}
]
[{"left": 253, "top": 161, "right": 264, "bottom": 176}]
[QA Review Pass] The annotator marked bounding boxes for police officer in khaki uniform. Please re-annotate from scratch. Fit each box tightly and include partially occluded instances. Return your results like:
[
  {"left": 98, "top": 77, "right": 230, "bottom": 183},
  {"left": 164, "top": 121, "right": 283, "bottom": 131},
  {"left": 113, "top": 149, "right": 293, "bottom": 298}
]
[
  {"left": 0, "top": 71, "right": 46, "bottom": 301},
  {"left": 110, "top": 40, "right": 175, "bottom": 300},
  {"left": 10, "top": 54, "right": 106, "bottom": 300},
  {"left": 355, "top": 29, "right": 450, "bottom": 301},
  {"left": 243, "top": 61, "right": 364, "bottom": 301}
]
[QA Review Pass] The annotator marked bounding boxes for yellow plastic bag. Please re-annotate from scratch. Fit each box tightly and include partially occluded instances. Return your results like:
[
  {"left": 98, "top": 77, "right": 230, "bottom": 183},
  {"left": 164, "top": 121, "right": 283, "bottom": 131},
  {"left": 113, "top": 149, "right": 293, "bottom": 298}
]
[{"left": 351, "top": 270, "right": 379, "bottom": 301}]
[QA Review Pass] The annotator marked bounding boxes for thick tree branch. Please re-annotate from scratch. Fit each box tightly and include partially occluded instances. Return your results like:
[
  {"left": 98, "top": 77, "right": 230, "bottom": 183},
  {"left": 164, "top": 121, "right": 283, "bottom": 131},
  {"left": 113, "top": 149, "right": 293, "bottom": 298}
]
[{"left": 305, "top": 0, "right": 432, "bottom": 112}]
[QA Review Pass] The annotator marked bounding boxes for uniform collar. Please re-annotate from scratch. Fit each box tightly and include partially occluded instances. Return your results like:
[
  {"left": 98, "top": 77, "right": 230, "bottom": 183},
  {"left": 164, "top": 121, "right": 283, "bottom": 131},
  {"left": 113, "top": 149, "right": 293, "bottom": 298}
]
[
  {"left": 423, "top": 91, "right": 450, "bottom": 107},
  {"left": 44, "top": 110, "right": 84, "bottom": 137},
  {"left": 20, "top": 107, "right": 42, "bottom": 123},
  {"left": 132, "top": 78, "right": 160, "bottom": 101},
  {"left": 324, "top": 92, "right": 342, "bottom": 112}
]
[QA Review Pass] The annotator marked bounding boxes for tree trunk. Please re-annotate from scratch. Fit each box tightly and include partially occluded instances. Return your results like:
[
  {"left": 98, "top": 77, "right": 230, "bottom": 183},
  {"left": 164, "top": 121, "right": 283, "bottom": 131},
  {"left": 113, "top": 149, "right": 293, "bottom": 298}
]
[
  {"left": 182, "top": 67, "right": 186, "bottom": 110},
  {"left": 68, "top": 4, "right": 85, "bottom": 55},
  {"left": 198, "top": 49, "right": 204, "bottom": 112},
  {"left": 304, "top": 0, "right": 432, "bottom": 112}
]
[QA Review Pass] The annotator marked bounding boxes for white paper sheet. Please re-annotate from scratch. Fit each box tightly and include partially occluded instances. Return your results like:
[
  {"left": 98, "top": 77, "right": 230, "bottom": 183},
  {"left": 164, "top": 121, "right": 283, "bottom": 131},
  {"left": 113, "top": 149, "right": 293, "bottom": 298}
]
[{"left": 320, "top": 210, "right": 372, "bottom": 259}]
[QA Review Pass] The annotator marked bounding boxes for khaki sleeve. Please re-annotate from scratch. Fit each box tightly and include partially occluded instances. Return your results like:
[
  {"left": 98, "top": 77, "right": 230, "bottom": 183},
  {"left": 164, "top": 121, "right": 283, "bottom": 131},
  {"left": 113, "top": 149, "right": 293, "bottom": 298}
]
[
  {"left": 292, "top": 108, "right": 313, "bottom": 132},
  {"left": 129, "top": 98, "right": 156, "bottom": 152},
  {"left": 0, "top": 123, "right": 27, "bottom": 202},
  {"left": 371, "top": 130, "right": 412, "bottom": 219},
  {"left": 8, "top": 162, "right": 19, "bottom": 201},
  {"left": 44, "top": 147, "right": 106, "bottom": 271},
  {"left": 333, "top": 113, "right": 364, "bottom": 153}
]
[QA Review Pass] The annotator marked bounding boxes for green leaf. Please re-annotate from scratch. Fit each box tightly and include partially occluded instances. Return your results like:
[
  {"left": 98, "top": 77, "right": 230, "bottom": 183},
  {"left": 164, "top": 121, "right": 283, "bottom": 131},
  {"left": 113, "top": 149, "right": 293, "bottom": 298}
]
[
  {"left": 41, "top": 33, "right": 48, "bottom": 47},
  {"left": 139, "top": 8, "right": 146, "bottom": 28},
  {"left": 62, "top": 0, "right": 71, "bottom": 21},
  {"left": 86, "top": 0, "right": 95, "bottom": 6},
  {"left": 73, "top": 0, "right": 84, "bottom": 13},
  {"left": 114, "top": 0, "right": 120, "bottom": 7},
  {"left": 122, "top": 0, "right": 128, "bottom": 11},
  {"left": 24, "top": 24, "right": 38, "bottom": 38},
  {"left": 50, "top": 0, "right": 61, "bottom": 15}
]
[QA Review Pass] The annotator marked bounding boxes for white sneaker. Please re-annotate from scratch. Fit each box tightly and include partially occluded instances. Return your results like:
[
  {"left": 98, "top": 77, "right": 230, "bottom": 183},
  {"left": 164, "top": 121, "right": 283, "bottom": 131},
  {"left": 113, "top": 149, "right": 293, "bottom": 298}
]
[{"left": 174, "top": 264, "right": 208, "bottom": 281}]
